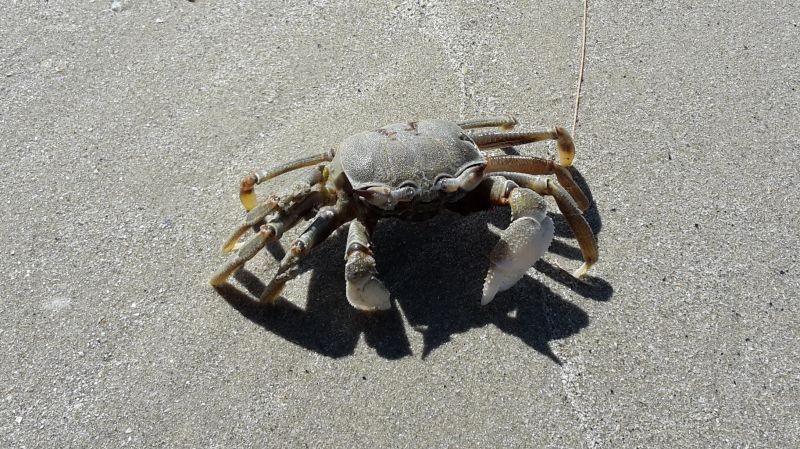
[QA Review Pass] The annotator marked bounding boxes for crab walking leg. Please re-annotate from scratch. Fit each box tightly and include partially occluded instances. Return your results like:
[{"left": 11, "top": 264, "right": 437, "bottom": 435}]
[
  {"left": 498, "top": 173, "right": 598, "bottom": 278},
  {"left": 484, "top": 155, "right": 590, "bottom": 211},
  {"left": 472, "top": 127, "right": 576, "bottom": 167},
  {"left": 239, "top": 150, "right": 334, "bottom": 211},
  {"left": 457, "top": 115, "right": 518, "bottom": 131},
  {"left": 259, "top": 203, "right": 353, "bottom": 303},
  {"left": 209, "top": 192, "right": 323, "bottom": 287},
  {"left": 222, "top": 166, "right": 327, "bottom": 253},
  {"left": 344, "top": 220, "right": 391, "bottom": 311},
  {"left": 220, "top": 198, "right": 280, "bottom": 253},
  {"left": 481, "top": 178, "right": 555, "bottom": 305},
  {"left": 210, "top": 224, "right": 277, "bottom": 287}
]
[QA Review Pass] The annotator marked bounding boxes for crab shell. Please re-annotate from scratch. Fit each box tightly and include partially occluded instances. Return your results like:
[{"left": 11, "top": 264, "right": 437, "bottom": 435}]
[{"left": 331, "top": 120, "right": 487, "bottom": 216}]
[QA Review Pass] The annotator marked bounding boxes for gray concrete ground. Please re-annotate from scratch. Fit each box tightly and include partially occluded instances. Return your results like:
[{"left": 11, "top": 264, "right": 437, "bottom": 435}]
[{"left": 1, "top": 1, "right": 798, "bottom": 448}]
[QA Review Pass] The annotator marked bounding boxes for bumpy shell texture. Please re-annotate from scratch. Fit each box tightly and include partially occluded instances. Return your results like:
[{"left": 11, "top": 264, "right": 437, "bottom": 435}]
[{"left": 338, "top": 119, "right": 485, "bottom": 190}]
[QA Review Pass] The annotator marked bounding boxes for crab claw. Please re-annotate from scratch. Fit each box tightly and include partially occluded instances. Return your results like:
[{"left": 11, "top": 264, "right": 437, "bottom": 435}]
[
  {"left": 345, "top": 253, "right": 391, "bottom": 311},
  {"left": 346, "top": 274, "right": 391, "bottom": 311},
  {"left": 481, "top": 215, "right": 554, "bottom": 305}
]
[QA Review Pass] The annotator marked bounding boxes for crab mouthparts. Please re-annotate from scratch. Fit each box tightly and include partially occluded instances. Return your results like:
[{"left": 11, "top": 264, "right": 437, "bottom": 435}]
[{"left": 355, "top": 185, "right": 417, "bottom": 209}]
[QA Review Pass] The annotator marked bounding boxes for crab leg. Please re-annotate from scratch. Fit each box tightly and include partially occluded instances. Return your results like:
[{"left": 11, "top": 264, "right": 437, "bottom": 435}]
[
  {"left": 259, "top": 202, "right": 353, "bottom": 303},
  {"left": 209, "top": 191, "right": 323, "bottom": 287},
  {"left": 221, "top": 166, "right": 327, "bottom": 253},
  {"left": 481, "top": 177, "right": 555, "bottom": 305},
  {"left": 497, "top": 173, "right": 598, "bottom": 278},
  {"left": 458, "top": 115, "right": 518, "bottom": 131},
  {"left": 484, "top": 155, "right": 590, "bottom": 211},
  {"left": 344, "top": 220, "right": 391, "bottom": 311},
  {"left": 472, "top": 127, "right": 576, "bottom": 167},
  {"left": 239, "top": 150, "right": 334, "bottom": 211}
]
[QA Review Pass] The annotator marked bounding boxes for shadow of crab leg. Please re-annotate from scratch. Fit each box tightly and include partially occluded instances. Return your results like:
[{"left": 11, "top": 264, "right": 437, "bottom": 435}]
[
  {"left": 457, "top": 115, "right": 518, "bottom": 131},
  {"left": 239, "top": 150, "right": 334, "bottom": 211},
  {"left": 222, "top": 166, "right": 327, "bottom": 253},
  {"left": 481, "top": 177, "right": 555, "bottom": 305},
  {"left": 209, "top": 192, "right": 323, "bottom": 288},
  {"left": 472, "top": 127, "right": 576, "bottom": 167},
  {"left": 484, "top": 155, "right": 590, "bottom": 211},
  {"left": 259, "top": 202, "right": 353, "bottom": 303},
  {"left": 498, "top": 173, "right": 598, "bottom": 278},
  {"left": 343, "top": 220, "right": 391, "bottom": 311}
]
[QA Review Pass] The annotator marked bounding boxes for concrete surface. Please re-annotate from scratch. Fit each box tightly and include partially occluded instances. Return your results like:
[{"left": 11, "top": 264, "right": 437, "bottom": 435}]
[{"left": 1, "top": 0, "right": 798, "bottom": 447}]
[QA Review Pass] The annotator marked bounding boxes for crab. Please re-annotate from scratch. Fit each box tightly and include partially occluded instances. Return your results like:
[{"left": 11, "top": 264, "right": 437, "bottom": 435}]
[{"left": 210, "top": 115, "right": 598, "bottom": 310}]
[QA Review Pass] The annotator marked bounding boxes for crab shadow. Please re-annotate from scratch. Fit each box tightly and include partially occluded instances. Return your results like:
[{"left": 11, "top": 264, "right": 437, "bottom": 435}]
[{"left": 216, "top": 167, "right": 611, "bottom": 361}]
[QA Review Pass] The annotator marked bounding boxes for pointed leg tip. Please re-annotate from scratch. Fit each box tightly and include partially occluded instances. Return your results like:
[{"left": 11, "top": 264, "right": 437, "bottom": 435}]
[
  {"left": 553, "top": 260, "right": 593, "bottom": 282},
  {"left": 554, "top": 126, "right": 576, "bottom": 167},
  {"left": 572, "top": 262, "right": 594, "bottom": 280},
  {"left": 221, "top": 225, "right": 249, "bottom": 254},
  {"left": 240, "top": 191, "right": 258, "bottom": 211}
]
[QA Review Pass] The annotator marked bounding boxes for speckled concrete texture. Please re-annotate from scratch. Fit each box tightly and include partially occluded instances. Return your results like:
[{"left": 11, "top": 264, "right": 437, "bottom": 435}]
[{"left": 1, "top": 1, "right": 798, "bottom": 448}]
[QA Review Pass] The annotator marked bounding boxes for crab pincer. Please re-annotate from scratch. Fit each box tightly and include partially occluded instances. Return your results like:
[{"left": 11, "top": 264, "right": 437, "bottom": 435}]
[{"left": 481, "top": 189, "right": 554, "bottom": 305}]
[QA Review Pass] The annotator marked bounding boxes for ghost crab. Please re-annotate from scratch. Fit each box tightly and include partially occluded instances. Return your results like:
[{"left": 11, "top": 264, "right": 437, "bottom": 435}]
[{"left": 210, "top": 115, "right": 598, "bottom": 310}]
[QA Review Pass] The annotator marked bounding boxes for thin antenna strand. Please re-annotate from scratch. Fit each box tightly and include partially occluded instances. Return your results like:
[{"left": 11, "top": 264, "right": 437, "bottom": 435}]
[{"left": 571, "top": 0, "right": 589, "bottom": 136}]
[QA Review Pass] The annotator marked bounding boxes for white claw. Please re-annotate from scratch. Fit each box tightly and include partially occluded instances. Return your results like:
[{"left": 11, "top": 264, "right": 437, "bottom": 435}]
[
  {"left": 346, "top": 274, "right": 391, "bottom": 311},
  {"left": 481, "top": 216, "right": 554, "bottom": 305},
  {"left": 486, "top": 223, "right": 503, "bottom": 237}
]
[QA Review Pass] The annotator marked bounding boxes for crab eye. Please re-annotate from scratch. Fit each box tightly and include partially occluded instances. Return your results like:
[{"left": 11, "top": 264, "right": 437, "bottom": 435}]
[
  {"left": 398, "top": 182, "right": 419, "bottom": 196},
  {"left": 395, "top": 186, "right": 416, "bottom": 201}
]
